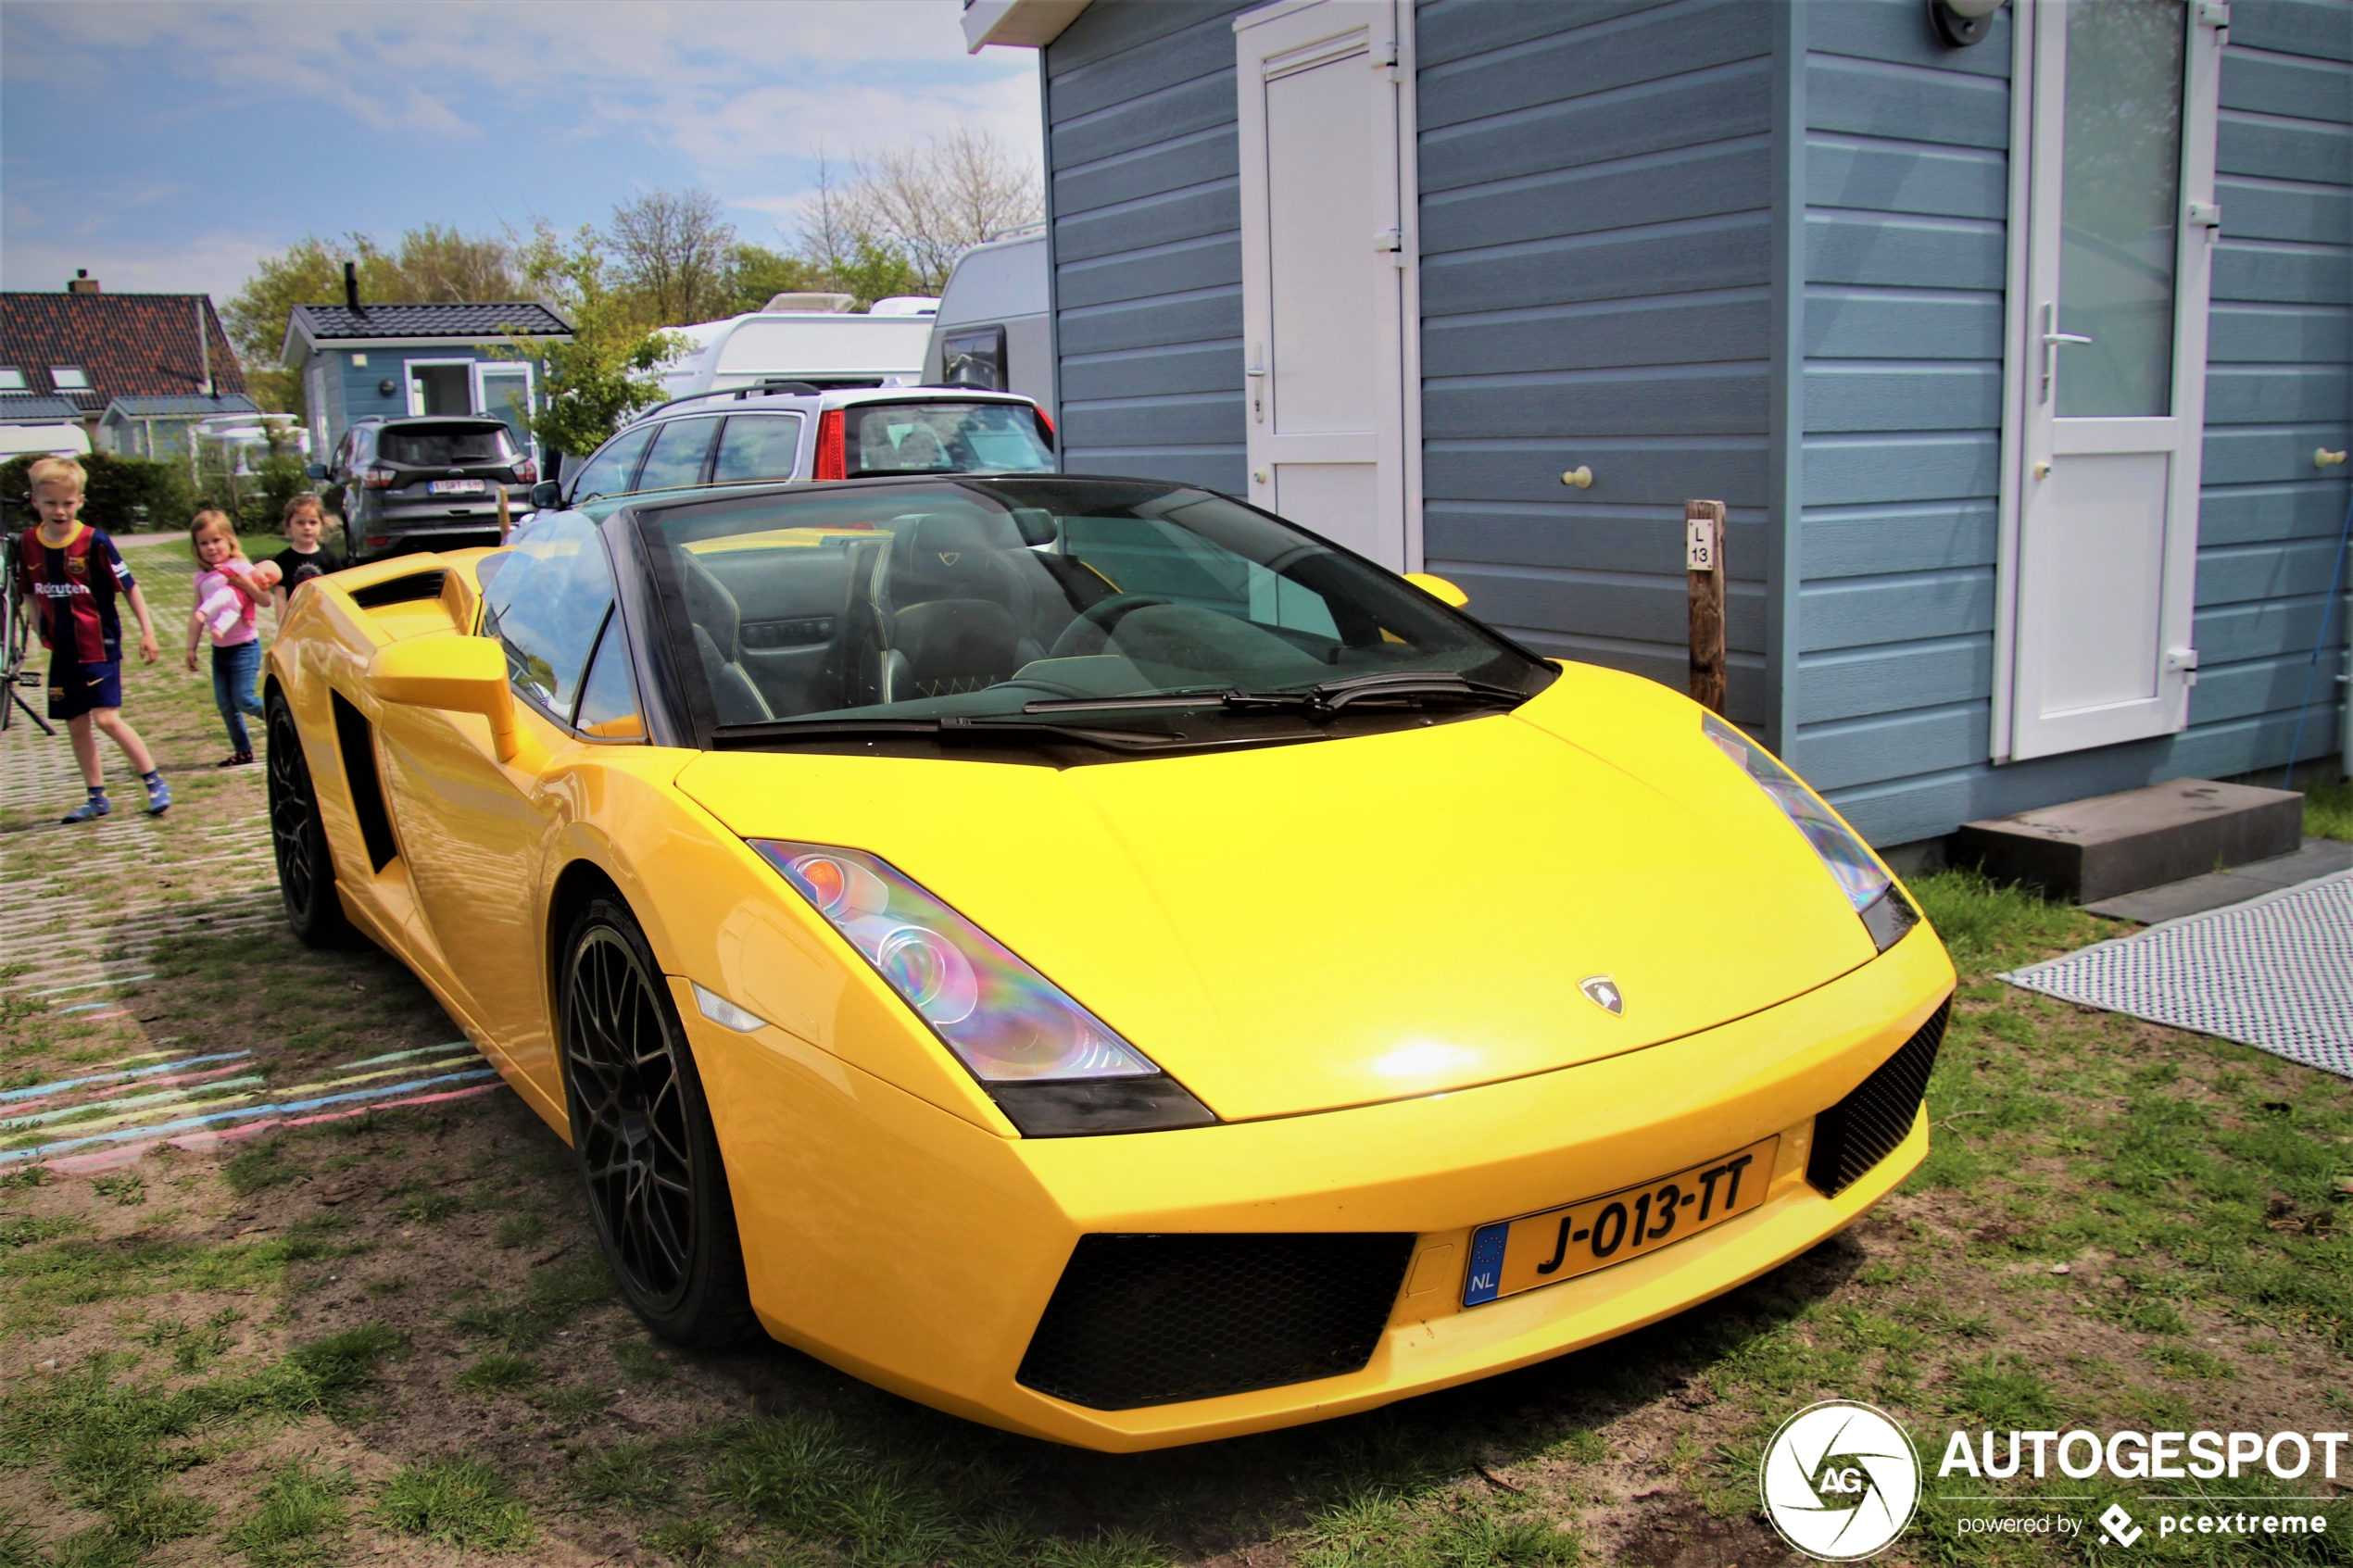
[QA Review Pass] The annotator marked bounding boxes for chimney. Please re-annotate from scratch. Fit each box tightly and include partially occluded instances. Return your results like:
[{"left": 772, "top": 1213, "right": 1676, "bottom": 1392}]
[
  {"left": 344, "top": 261, "right": 361, "bottom": 313},
  {"left": 68, "top": 269, "right": 100, "bottom": 295},
  {"left": 197, "top": 298, "right": 214, "bottom": 398}
]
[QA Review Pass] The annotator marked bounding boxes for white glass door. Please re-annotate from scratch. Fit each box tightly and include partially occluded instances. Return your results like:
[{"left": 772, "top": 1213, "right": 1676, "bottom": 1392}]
[
  {"left": 2007, "top": 0, "right": 2223, "bottom": 760},
  {"left": 474, "top": 364, "right": 535, "bottom": 457},
  {"left": 1235, "top": 0, "right": 1413, "bottom": 570}
]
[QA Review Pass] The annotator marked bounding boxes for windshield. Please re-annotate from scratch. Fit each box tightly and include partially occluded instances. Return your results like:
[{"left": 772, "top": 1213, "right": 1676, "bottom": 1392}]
[
  {"left": 636, "top": 477, "right": 1552, "bottom": 744},
  {"left": 842, "top": 402, "right": 1053, "bottom": 475},
  {"left": 380, "top": 425, "right": 517, "bottom": 467}
]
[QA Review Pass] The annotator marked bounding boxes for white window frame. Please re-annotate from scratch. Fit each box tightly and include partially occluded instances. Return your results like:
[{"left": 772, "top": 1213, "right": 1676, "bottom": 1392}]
[{"left": 402, "top": 357, "right": 479, "bottom": 417}]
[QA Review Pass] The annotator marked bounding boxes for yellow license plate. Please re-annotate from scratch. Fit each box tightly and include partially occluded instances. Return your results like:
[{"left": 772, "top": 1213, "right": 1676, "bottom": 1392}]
[{"left": 1461, "top": 1135, "right": 1779, "bottom": 1306}]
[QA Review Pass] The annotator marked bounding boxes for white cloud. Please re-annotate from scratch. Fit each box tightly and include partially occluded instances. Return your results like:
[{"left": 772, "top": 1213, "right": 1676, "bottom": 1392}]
[
  {"left": 4, "top": 229, "right": 278, "bottom": 312},
  {"left": 7, "top": 2, "right": 1041, "bottom": 168}
]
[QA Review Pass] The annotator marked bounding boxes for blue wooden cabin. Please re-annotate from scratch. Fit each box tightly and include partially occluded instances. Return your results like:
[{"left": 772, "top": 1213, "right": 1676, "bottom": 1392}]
[
  {"left": 968, "top": 0, "right": 2352, "bottom": 860},
  {"left": 282, "top": 300, "right": 572, "bottom": 466}
]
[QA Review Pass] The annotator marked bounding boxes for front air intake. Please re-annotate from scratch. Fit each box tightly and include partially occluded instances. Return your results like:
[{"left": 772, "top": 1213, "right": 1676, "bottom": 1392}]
[
  {"left": 1016, "top": 1232, "right": 1416, "bottom": 1411},
  {"left": 1806, "top": 997, "right": 1953, "bottom": 1197}
]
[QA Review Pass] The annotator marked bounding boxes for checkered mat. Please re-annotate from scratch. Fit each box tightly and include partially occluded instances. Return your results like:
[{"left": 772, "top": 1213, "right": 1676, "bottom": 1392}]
[{"left": 2002, "top": 870, "right": 2353, "bottom": 1079}]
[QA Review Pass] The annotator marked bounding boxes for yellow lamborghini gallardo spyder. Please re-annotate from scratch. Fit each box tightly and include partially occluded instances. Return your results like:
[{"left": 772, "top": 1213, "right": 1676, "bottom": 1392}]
[{"left": 263, "top": 473, "right": 1954, "bottom": 1450}]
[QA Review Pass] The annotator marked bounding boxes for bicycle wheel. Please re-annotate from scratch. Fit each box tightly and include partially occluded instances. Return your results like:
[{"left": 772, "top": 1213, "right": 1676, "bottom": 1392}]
[{"left": 0, "top": 536, "right": 26, "bottom": 733}]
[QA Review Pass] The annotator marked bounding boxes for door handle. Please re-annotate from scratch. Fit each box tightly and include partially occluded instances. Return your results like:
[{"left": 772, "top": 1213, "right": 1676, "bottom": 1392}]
[
  {"left": 2038, "top": 303, "right": 2090, "bottom": 403},
  {"left": 2043, "top": 331, "right": 2093, "bottom": 346},
  {"left": 1247, "top": 345, "right": 1267, "bottom": 423}
]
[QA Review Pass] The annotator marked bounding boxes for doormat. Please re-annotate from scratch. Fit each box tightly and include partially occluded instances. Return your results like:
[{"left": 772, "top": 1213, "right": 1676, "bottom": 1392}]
[{"left": 2001, "top": 870, "right": 2353, "bottom": 1079}]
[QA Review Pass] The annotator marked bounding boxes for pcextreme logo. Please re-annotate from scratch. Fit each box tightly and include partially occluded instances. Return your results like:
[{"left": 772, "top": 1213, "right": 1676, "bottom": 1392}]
[{"left": 1761, "top": 1400, "right": 1922, "bottom": 1562}]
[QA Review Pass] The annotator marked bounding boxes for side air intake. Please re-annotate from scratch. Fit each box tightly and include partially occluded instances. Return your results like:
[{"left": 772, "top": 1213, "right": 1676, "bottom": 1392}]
[
  {"left": 1806, "top": 998, "right": 1953, "bottom": 1197},
  {"left": 330, "top": 692, "right": 400, "bottom": 872}
]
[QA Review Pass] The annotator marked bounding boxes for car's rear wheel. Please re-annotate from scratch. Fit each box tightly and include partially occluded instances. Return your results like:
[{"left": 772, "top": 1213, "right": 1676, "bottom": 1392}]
[
  {"left": 266, "top": 691, "right": 360, "bottom": 948},
  {"left": 559, "top": 897, "right": 754, "bottom": 1348}
]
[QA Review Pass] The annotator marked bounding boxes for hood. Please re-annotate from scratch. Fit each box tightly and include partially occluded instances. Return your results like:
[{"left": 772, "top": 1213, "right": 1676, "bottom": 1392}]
[{"left": 676, "top": 686, "right": 1878, "bottom": 1123}]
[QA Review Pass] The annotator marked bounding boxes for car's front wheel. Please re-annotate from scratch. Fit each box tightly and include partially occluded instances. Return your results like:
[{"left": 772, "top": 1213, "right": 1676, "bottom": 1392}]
[
  {"left": 266, "top": 690, "right": 360, "bottom": 949},
  {"left": 558, "top": 896, "right": 754, "bottom": 1348}
]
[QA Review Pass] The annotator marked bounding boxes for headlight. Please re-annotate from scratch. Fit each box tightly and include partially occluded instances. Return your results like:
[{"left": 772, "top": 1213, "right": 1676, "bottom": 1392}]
[
  {"left": 1703, "top": 715, "right": 1919, "bottom": 952},
  {"left": 751, "top": 840, "right": 1217, "bottom": 1136}
]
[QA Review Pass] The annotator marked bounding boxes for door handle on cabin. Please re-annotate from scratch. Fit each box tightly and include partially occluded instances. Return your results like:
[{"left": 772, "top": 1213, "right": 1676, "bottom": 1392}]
[
  {"left": 1247, "top": 345, "right": 1267, "bottom": 423},
  {"left": 2038, "top": 303, "right": 2091, "bottom": 403}
]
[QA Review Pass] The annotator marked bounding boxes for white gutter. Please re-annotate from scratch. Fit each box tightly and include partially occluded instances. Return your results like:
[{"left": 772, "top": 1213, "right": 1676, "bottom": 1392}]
[{"left": 963, "top": 0, "right": 1090, "bottom": 52}]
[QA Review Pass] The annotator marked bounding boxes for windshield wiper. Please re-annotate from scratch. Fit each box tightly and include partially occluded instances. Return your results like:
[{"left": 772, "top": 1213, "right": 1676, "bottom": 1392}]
[
  {"left": 715, "top": 714, "right": 1225, "bottom": 753},
  {"left": 1025, "top": 671, "right": 1528, "bottom": 718},
  {"left": 1232, "top": 671, "right": 1530, "bottom": 712}
]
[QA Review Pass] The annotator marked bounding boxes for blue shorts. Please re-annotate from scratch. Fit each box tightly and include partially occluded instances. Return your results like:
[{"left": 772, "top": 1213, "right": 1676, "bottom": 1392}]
[{"left": 48, "top": 659, "right": 123, "bottom": 720}]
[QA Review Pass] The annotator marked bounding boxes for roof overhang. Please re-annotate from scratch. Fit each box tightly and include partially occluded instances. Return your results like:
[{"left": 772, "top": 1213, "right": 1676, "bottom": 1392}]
[
  {"left": 283, "top": 324, "right": 572, "bottom": 366},
  {"left": 962, "top": 0, "right": 1089, "bottom": 52}
]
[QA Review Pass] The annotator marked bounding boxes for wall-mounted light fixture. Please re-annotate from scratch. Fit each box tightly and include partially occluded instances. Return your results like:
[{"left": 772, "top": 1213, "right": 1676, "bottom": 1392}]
[
  {"left": 1930, "top": 0, "right": 2001, "bottom": 47},
  {"left": 378, "top": 380, "right": 397, "bottom": 396}
]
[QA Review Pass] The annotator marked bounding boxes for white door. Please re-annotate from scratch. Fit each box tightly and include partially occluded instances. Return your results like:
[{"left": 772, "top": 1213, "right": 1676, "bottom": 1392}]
[
  {"left": 1235, "top": 0, "right": 1415, "bottom": 571},
  {"left": 473, "top": 363, "right": 535, "bottom": 457},
  {"left": 2007, "top": 0, "right": 2223, "bottom": 760}
]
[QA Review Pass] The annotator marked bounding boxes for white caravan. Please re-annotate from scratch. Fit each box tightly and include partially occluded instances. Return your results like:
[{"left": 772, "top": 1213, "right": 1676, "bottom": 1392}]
[
  {"left": 659, "top": 295, "right": 938, "bottom": 401},
  {"left": 921, "top": 231, "right": 1051, "bottom": 411}
]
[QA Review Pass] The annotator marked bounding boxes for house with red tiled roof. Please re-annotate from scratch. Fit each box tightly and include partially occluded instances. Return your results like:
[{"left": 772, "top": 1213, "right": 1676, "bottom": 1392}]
[{"left": 0, "top": 271, "right": 258, "bottom": 459}]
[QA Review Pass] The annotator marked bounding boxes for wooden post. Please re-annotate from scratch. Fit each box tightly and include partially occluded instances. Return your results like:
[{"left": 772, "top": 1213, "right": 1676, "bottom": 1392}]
[
  {"left": 1686, "top": 499, "right": 1727, "bottom": 714},
  {"left": 496, "top": 484, "right": 512, "bottom": 543}
]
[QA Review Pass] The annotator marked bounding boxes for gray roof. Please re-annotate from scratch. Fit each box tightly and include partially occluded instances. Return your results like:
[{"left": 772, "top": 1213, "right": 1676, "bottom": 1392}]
[
  {"left": 104, "top": 394, "right": 260, "bottom": 418},
  {"left": 289, "top": 302, "right": 572, "bottom": 342},
  {"left": 0, "top": 395, "right": 82, "bottom": 420}
]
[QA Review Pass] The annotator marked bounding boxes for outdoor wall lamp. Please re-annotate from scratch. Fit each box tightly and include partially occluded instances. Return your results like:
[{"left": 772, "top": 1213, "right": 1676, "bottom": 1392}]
[
  {"left": 378, "top": 380, "right": 397, "bottom": 396},
  {"left": 1930, "top": 0, "right": 2001, "bottom": 46}
]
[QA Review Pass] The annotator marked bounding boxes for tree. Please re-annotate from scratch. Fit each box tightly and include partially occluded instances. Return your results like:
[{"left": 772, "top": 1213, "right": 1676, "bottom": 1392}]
[
  {"left": 509, "top": 222, "right": 685, "bottom": 458},
  {"left": 723, "top": 243, "right": 824, "bottom": 316},
  {"left": 796, "top": 131, "right": 1042, "bottom": 295},
  {"left": 609, "top": 189, "right": 738, "bottom": 326},
  {"left": 224, "top": 228, "right": 520, "bottom": 419}
]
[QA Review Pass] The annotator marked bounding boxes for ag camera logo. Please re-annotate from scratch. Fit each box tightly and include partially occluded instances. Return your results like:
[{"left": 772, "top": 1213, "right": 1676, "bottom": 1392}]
[{"left": 1761, "top": 1400, "right": 1921, "bottom": 1561}]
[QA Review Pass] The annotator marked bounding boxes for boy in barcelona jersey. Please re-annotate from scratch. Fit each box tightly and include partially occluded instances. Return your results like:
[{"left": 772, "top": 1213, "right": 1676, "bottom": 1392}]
[{"left": 14, "top": 457, "right": 170, "bottom": 822}]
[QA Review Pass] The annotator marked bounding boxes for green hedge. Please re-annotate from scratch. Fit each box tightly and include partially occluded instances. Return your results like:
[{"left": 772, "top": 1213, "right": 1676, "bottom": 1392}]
[{"left": 4, "top": 449, "right": 327, "bottom": 542}]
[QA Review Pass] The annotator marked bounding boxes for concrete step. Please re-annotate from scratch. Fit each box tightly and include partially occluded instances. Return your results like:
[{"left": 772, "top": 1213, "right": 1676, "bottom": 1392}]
[
  {"left": 2082, "top": 835, "right": 2353, "bottom": 923},
  {"left": 1953, "top": 778, "right": 2305, "bottom": 905}
]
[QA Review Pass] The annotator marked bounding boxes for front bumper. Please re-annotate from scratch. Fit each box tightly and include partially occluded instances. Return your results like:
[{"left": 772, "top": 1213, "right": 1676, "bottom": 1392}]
[{"left": 682, "top": 922, "right": 1954, "bottom": 1451}]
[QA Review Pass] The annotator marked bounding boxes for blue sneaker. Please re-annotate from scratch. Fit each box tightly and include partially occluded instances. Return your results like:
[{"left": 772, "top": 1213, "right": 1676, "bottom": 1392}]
[
  {"left": 143, "top": 773, "right": 171, "bottom": 816},
  {"left": 61, "top": 794, "right": 110, "bottom": 824}
]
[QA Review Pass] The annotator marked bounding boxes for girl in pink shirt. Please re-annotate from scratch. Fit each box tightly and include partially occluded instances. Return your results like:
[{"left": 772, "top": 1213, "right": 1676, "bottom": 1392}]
[{"left": 183, "top": 509, "right": 279, "bottom": 767}]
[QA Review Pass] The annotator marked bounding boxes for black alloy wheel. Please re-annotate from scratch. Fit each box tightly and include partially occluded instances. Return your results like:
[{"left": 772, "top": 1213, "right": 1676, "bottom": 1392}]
[
  {"left": 265, "top": 691, "right": 359, "bottom": 948},
  {"left": 559, "top": 897, "right": 753, "bottom": 1348}
]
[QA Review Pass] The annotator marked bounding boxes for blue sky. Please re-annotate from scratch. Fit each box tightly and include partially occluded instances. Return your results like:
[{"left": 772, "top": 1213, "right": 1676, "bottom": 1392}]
[{"left": 1, "top": 2, "right": 1041, "bottom": 309}]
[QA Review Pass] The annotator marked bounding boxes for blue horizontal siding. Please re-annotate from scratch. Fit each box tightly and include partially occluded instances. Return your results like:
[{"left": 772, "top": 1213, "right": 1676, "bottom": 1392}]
[
  {"left": 1427, "top": 436, "right": 1769, "bottom": 508},
  {"left": 1806, "top": 134, "right": 2006, "bottom": 220},
  {"left": 1802, "top": 499, "right": 1997, "bottom": 580},
  {"left": 1044, "top": 0, "right": 1254, "bottom": 491},
  {"left": 1426, "top": 502, "right": 1768, "bottom": 581},
  {"left": 1417, "top": 0, "right": 1770, "bottom": 134},
  {"left": 1807, "top": 55, "right": 2007, "bottom": 149},
  {"left": 1797, "top": 636, "right": 1993, "bottom": 726},
  {"left": 1804, "top": 362, "right": 2002, "bottom": 432},
  {"left": 1420, "top": 291, "right": 1771, "bottom": 378},
  {"left": 1799, "top": 566, "right": 1996, "bottom": 654},
  {"left": 1804, "top": 286, "right": 2004, "bottom": 358},
  {"left": 2208, "top": 302, "right": 2352, "bottom": 362},
  {"left": 2218, "top": 176, "right": 2352, "bottom": 245},
  {"left": 1424, "top": 363, "right": 1768, "bottom": 440},
  {"left": 1418, "top": 57, "right": 1771, "bottom": 194},
  {"left": 2221, "top": 48, "right": 2352, "bottom": 124},
  {"left": 1059, "top": 341, "right": 1239, "bottom": 403},
  {"left": 1421, "top": 210, "right": 1773, "bottom": 317},
  {"left": 2220, "top": 107, "right": 2353, "bottom": 184},
  {"left": 1419, "top": 137, "right": 1768, "bottom": 252},
  {"left": 1434, "top": 562, "right": 1768, "bottom": 652}
]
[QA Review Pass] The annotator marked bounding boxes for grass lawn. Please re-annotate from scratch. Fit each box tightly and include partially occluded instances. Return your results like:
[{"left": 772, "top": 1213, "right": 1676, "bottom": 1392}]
[{"left": 2, "top": 546, "right": 2347, "bottom": 1564}]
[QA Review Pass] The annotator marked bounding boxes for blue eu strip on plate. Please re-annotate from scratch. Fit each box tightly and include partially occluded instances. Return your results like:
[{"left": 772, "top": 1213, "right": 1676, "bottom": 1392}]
[{"left": 1462, "top": 1223, "right": 1510, "bottom": 1306}]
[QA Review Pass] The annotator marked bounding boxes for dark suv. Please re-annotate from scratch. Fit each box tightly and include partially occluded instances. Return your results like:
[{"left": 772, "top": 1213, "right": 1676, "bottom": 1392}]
[{"left": 317, "top": 417, "right": 539, "bottom": 563}]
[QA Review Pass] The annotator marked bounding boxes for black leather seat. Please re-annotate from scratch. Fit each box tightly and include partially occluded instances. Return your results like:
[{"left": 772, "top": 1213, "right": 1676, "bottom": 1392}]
[
  {"left": 873, "top": 514, "right": 1048, "bottom": 701},
  {"left": 678, "top": 550, "right": 774, "bottom": 724}
]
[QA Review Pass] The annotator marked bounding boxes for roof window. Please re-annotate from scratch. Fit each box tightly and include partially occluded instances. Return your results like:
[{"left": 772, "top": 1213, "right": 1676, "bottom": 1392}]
[
  {"left": 0, "top": 369, "right": 24, "bottom": 391},
  {"left": 49, "top": 368, "right": 89, "bottom": 390}
]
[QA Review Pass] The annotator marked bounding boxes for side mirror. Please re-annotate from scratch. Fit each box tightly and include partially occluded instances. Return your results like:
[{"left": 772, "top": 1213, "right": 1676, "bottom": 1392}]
[
  {"left": 529, "top": 481, "right": 562, "bottom": 509},
  {"left": 1403, "top": 572, "right": 1469, "bottom": 608},
  {"left": 305, "top": 462, "right": 330, "bottom": 482},
  {"left": 366, "top": 636, "right": 522, "bottom": 762}
]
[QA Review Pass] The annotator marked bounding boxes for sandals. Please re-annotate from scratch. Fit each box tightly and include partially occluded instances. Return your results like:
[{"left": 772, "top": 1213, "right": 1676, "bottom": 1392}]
[{"left": 217, "top": 752, "right": 255, "bottom": 769}]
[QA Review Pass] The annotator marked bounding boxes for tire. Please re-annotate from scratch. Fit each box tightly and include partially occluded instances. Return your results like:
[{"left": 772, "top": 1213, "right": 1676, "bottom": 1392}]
[
  {"left": 558, "top": 896, "right": 755, "bottom": 1348},
  {"left": 266, "top": 691, "right": 362, "bottom": 948}
]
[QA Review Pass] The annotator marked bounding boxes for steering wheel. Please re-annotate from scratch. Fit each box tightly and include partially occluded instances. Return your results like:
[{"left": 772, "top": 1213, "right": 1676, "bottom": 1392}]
[{"left": 1045, "top": 594, "right": 1171, "bottom": 659}]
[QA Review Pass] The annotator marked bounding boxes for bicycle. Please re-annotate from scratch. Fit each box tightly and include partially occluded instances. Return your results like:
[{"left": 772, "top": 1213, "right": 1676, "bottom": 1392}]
[{"left": 1, "top": 497, "right": 57, "bottom": 735}]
